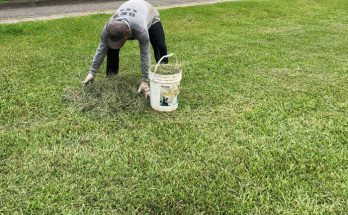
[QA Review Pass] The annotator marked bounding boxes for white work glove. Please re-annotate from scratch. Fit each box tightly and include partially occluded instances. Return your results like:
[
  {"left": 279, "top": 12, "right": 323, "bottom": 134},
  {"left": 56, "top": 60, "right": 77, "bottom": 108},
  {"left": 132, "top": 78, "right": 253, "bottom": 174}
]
[
  {"left": 83, "top": 73, "right": 95, "bottom": 85},
  {"left": 137, "top": 81, "right": 150, "bottom": 98}
]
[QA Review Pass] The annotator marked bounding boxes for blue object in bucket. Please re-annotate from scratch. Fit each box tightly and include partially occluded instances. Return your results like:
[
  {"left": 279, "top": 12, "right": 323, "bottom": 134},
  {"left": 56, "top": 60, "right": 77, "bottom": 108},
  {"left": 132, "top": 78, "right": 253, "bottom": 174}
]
[{"left": 160, "top": 97, "right": 169, "bottom": 106}]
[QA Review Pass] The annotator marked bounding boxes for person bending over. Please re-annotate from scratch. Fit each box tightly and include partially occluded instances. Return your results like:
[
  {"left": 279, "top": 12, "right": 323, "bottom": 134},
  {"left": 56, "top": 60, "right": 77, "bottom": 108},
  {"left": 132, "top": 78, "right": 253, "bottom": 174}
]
[{"left": 83, "top": 0, "right": 168, "bottom": 97}]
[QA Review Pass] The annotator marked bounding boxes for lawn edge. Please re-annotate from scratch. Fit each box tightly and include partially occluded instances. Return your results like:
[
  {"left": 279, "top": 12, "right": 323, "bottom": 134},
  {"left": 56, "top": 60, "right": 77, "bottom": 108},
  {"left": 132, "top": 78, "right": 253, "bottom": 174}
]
[{"left": 0, "top": 0, "right": 239, "bottom": 24}]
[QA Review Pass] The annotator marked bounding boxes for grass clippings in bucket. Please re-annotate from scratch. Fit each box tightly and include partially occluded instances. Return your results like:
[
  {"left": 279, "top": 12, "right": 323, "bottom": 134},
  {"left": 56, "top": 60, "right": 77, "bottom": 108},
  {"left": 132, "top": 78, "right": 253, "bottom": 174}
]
[
  {"left": 150, "top": 63, "right": 181, "bottom": 75},
  {"left": 62, "top": 75, "right": 149, "bottom": 118}
]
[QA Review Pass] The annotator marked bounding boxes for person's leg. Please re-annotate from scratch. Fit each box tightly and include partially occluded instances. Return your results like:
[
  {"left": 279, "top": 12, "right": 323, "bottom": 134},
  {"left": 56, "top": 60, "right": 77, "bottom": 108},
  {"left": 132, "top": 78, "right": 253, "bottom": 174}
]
[
  {"left": 106, "top": 48, "right": 120, "bottom": 76},
  {"left": 148, "top": 21, "right": 168, "bottom": 63}
]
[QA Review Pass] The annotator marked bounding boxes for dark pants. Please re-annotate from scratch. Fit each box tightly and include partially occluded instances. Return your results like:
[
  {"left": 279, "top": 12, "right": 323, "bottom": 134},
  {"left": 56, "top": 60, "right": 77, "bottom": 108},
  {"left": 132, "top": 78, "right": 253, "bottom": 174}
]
[{"left": 106, "top": 21, "right": 168, "bottom": 76}]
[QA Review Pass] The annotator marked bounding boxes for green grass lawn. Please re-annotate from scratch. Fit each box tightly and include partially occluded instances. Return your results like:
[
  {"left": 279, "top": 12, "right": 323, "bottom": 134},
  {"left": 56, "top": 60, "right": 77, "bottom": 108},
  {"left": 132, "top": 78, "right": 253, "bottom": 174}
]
[{"left": 1, "top": 0, "right": 348, "bottom": 213}]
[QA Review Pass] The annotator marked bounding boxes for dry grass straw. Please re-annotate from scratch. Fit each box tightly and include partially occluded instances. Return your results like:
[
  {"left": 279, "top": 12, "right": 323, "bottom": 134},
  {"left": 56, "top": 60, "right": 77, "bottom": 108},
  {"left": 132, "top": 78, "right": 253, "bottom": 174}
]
[
  {"left": 63, "top": 75, "right": 149, "bottom": 118},
  {"left": 150, "top": 63, "right": 182, "bottom": 75}
]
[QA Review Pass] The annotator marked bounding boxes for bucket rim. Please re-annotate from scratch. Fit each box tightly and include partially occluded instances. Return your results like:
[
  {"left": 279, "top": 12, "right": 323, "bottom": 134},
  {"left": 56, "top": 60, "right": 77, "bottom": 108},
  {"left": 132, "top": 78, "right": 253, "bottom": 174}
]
[{"left": 149, "top": 71, "right": 182, "bottom": 81}]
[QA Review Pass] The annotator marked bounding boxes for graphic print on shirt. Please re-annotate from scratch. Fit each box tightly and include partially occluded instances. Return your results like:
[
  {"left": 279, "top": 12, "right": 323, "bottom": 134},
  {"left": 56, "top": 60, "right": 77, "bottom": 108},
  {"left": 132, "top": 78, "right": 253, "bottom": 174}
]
[{"left": 119, "top": 8, "right": 138, "bottom": 18}]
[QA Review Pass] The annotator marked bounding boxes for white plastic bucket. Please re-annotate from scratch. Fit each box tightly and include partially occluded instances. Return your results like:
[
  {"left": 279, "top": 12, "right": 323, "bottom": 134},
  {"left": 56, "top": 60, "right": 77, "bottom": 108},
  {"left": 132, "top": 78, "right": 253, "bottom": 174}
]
[{"left": 149, "top": 54, "right": 182, "bottom": 112}]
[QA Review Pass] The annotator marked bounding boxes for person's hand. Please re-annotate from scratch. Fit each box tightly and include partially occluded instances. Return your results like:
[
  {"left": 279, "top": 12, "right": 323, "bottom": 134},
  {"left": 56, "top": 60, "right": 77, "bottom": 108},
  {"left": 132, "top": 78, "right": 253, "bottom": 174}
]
[
  {"left": 83, "top": 74, "right": 95, "bottom": 85},
  {"left": 137, "top": 81, "right": 150, "bottom": 98}
]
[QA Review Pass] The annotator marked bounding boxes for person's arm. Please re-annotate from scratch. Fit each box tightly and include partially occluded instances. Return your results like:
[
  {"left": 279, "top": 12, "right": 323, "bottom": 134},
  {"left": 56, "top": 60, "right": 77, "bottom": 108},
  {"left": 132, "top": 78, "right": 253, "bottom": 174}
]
[
  {"left": 138, "top": 31, "right": 151, "bottom": 81},
  {"left": 89, "top": 28, "right": 109, "bottom": 76}
]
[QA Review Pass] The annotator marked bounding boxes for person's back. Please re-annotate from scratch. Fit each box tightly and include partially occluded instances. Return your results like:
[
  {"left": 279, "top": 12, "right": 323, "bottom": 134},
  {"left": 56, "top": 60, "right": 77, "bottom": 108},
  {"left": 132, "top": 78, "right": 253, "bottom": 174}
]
[{"left": 112, "top": 0, "right": 160, "bottom": 34}]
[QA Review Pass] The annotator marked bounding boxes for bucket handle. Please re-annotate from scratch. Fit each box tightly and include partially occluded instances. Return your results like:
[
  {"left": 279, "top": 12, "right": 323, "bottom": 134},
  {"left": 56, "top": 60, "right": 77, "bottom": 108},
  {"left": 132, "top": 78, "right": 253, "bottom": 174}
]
[{"left": 153, "top": 53, "right": 175, "bottom": 75}]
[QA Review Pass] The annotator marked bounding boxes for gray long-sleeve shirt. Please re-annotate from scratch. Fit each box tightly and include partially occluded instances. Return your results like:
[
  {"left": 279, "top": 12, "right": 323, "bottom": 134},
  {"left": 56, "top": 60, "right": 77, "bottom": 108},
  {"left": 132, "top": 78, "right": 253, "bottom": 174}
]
[{"left": 89, "top": 0, "right": 160, "bottom": 80}]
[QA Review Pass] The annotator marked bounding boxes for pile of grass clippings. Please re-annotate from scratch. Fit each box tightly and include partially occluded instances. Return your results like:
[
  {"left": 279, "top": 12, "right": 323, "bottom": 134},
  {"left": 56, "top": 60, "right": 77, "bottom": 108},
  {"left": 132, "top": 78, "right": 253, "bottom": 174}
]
[
  {"left": 63, "top": 75, "right": 149, "bottom": 118},
  {"left": 150, "top": 63, "right": 182, "bottom": 75}
]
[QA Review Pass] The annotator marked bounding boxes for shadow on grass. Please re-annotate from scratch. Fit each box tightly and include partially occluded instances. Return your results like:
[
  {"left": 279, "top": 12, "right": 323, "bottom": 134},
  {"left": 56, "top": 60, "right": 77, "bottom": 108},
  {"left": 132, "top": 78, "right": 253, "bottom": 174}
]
[{"left": 63, "top": 74, "right": 150, "bottom": 118}]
